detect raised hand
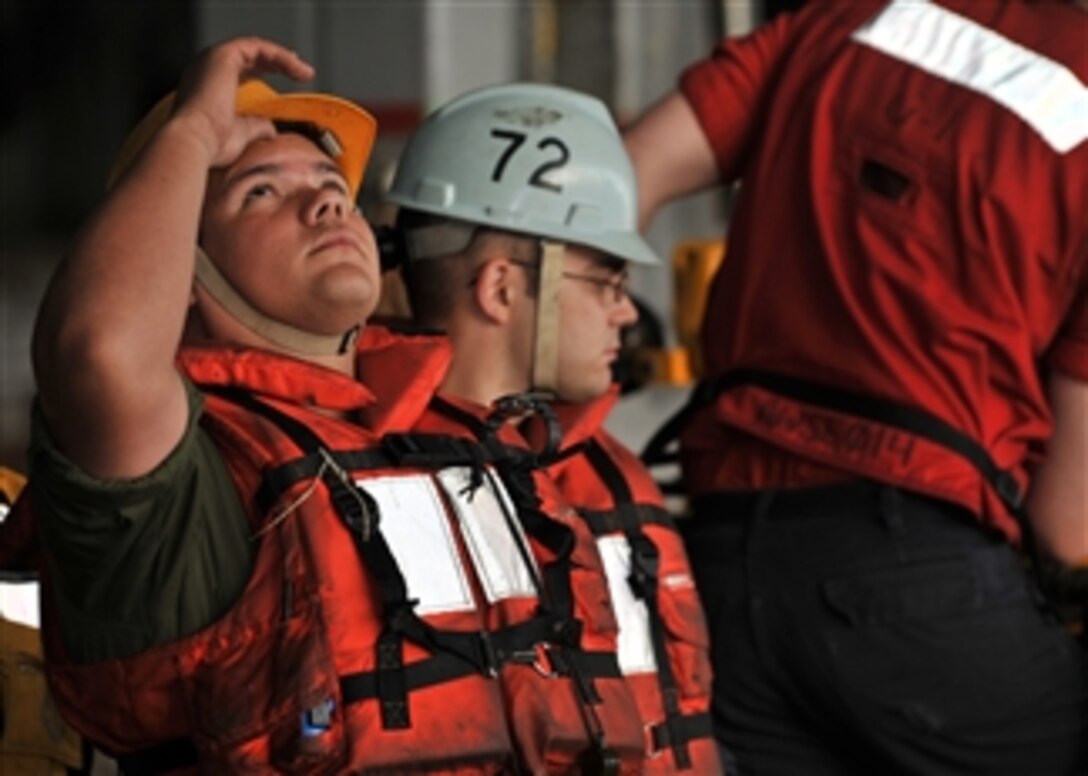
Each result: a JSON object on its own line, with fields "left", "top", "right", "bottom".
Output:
{"left": 172, "top": 37, "right": 316, "bottom": 169}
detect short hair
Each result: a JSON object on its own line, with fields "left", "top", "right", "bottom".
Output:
{"left": 273, "top": 120, "right": 338, "bottom": 161}
{"left": 396, "top": 210, "right": 539, "bottom": 327}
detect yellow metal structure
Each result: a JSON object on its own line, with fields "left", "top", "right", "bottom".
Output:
{"left": 646, "top": 239, "right": 725, "bottom": 386}
{"left": 1, "top": 467, "right": 85, "bottom": 774}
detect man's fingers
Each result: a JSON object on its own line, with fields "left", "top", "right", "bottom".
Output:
{"left": 237, "top": 115, "right": 278, "bottom": 146}
{"left": 178, "top": 37, "right": 314, "bottom": 106}
{"left": 213, "top": 116, "right": 278, "bottom": 168}
{"left": 232, "top": 38, "right": 315, "bottom": 84}
{"left": 169, "top": 37, "right": 314, "bottom": 168}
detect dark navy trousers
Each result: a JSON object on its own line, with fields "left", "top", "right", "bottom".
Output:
{"left": 682, "top": 482, "right": 1087, "bottom": 776}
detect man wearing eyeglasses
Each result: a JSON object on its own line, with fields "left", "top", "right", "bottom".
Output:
{"left": 383, "top": 82, "right": 722, "bottom": 774}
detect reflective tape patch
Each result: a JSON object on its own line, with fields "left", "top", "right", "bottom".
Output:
{"left": 435, "top": 467, "right": 539, "bottom": 604}
{"left": 661, "top": 572, "right": 695, "bottom": 591}
{"left": 0, "top": 580, "right": 40, "bottom": 629}
{"left": 358, "top": 475, "right": 474, "bottom": 615}
{"left": 851, "top": 0, "right": 1088, "bottom": 153}
{"left": 596, "top": 536, "right": 656, "bottom": 675}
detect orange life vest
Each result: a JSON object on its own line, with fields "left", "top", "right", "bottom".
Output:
{"left": 359, "top": 336, "right": 647, "bottom": 774}
{"left": 39, "top": 329, "right": 644, "bottom": 774}
{"left": 538, "top": 390, "right": 720, "bottom": 774}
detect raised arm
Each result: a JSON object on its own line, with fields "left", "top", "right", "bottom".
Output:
{"left": 32, "top": 38, "right": 313, "bottom": 479}
{"left": 1028, "top": 371, "right": 1088, "bottom": 567}
{"left": 622, "top": 92, "right": 720, "bottom": 231}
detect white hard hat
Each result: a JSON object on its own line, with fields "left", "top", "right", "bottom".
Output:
{"left": 387, "top": 82, "right": 659, "bottom": 266}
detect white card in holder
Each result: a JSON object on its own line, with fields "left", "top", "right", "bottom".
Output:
{"left": 356, "top": 475, "right": 474, "bottom": 615}
{"left": 434, "top": 466, "right": 539, "bottom": 604}
{"left": 596, "top": 535, "right": 656, "bottom": 674}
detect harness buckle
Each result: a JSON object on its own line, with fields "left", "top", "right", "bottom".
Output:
{"left": 628, "top": 535, "right": 661, "bottom": 599}
{"left": 509, "top": 642, "right": 560, "bottom": 678}
{"left": 488, "top": 392, "right": 563, "bottom": 460}
{"left": 643, "top": 722, "right": 665, "bottom": 759}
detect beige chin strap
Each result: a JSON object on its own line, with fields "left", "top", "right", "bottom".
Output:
{"left": 530, "top": 240, "right": 564, "bottom": 396}
{"left": 194, "top": 248, "right": 360, "bottom": 357}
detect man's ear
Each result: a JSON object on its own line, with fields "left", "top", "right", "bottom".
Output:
{"left": 473, "top": 257, "right": 519, "bottom": 325}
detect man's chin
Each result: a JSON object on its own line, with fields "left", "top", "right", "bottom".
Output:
{"left": 556, "top": 378, "right": 611, "bottom": 404}
{"left": 312, "top": 276, "right": 380, "bottom": 324}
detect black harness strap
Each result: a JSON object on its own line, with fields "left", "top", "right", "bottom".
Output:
{"left": 641, "top": 378, "right": 723, "bottom": 468}
{"left": 578, "top": 503, "right": 678, "bottom": 537}
{"left": 726, "top": 369, "right": 1025, "bottom": 510}
{"left": 648, "top": 711, "right": 715, "bottom": 756}
{"left": 429, "top": 395, "right": 489, "bottom": 436}
{"left": 544, "top": 440, "right": 590, "bottom": 467}
{"left": 583, "top": 440, "right": 703, "bottom": 769}
{"left": 640, "top": 369, "right": 1057, "bottom": 611}
{"left": 255, "top": 448, "right": 393, "bottom": 514}
{"left": 642, "top": 369, "right": 1025, "bottom": 514}
{"left": 341, "top": 623, "right": 624, "bottom": 702}
{"left": 256, "top": 435, "right": 532, "bottom": 515}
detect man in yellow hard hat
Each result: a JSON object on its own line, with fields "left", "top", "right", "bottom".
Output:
{"left": 24, "top": 36, "right": 642, "bottom": 774}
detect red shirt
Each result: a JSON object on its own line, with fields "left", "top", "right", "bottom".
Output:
{"left": 679, "top": 0, "right": 1088, "bottom": 540}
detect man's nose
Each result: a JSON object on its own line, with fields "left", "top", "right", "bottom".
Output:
{"left": 614, "top": 292, "right": 639, "bottom": 326}
{"left": 306, "top": 188, "right": 348, "bottom": 223}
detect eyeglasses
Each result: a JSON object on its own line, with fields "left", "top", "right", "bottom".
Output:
{"left": 509, "top": 259, "right": 630, "bottom": 305}
{"left": 560, "top": 269, "right": 631, "bottom": 304}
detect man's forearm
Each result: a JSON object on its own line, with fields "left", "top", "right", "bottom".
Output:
{"left": 1028, "top": 371, "right": 1088, "bottom": 566}
{"left": 623, "top": 92, "right": 720, "bottom": 231}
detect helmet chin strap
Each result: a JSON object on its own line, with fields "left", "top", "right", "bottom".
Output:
{"left": 194, "top": 247, "right": 361, "bottom": 357}
{"left": 529, "top": 240, "right": 564, "bottom": 397}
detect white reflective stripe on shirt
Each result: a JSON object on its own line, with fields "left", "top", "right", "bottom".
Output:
{"left": 358, "top": 475, "right": 475, "bottom": 616}
{"left": 0, "top": 580, "right": 40, "bottom": 629}
{"left": 596, "top": 535, "right": 656, "bottom": 675}
{"left": 435, "top": 467, "right": 539, "bottom": 604}
{"left": 851, "top": 0, "right": 1088, "bottom": 153}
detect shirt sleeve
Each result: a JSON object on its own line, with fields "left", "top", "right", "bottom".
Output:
{"left": 678, "top": 11, "right": 797, "bottom": 181}
{"left": 29, "top": 378, "right": 254, "bottom": 663}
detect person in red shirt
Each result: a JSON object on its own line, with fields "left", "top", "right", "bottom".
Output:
{"left": 625, "top": 1, "right": 1088, "bottom": 773}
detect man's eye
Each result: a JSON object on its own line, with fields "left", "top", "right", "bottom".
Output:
{"left": 244, "top": 184, "right": 276, "bottom": 201}
{"left": 323, "top": 179, "right": 349, "bottom": 196}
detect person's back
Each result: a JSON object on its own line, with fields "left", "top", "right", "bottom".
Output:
{"left": 625, "top": 1, "right": 1088, "bottom": 773}
{"left": 674, "top": 0, "right": 1087, "bottom": 539}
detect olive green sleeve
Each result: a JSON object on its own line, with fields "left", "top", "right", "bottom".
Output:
{"left": 29, "top": 379, "right": 255, "bottom": 663}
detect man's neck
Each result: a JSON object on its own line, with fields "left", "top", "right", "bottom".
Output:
{"left": 185, "top": 308, "right": 360, "bottom": 377}
{"left": 439, "top": 361, "right": 528, "bottom": 409}
{"left": 439, "top": 330, "right": 531, "bottom": 407}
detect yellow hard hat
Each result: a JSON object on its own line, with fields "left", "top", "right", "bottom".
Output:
{"left": 108, "top": 79, "right": 377, "bottom": 198}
